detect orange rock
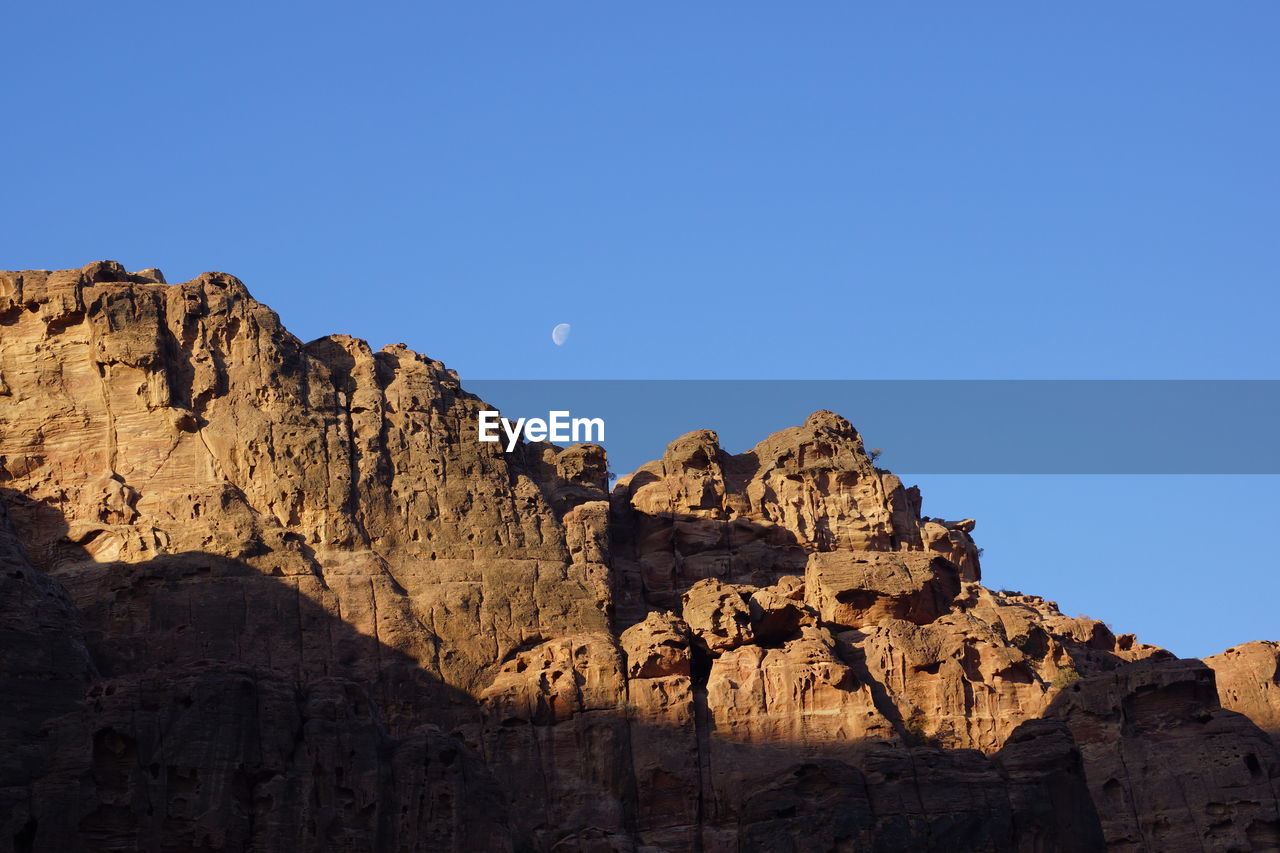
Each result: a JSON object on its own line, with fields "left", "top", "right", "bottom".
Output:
{"left": 2, "top": 262, "right": 1277, "bottom": 852}
{"left": 1206, "top": 640, "right": 1280, "bottom": 738}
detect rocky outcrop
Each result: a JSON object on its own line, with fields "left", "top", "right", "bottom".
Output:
{"left": 0, "top": 262, "right": 1277, "bottom": 852}
{"left": 1047, "top": 658, "right": 1280, "bottom": 852}
{"left": 1207, "top": 641, "right": 1280, "bottom": 738}
{"left": 804, "top": 550, "right": 961, "bottom": 629}
{"left": 608, "top": 416, "right": 981, "bottom": 620}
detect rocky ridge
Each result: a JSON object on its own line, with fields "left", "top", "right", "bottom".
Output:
{"left": 0, "top": 262, "right": 1277, "bottom": 851}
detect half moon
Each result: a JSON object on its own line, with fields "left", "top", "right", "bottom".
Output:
{"left": 552, "top": 323, "right": 571, "bottom": 346}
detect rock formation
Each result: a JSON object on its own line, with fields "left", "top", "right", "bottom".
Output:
{"left": 1208, "top": 642, "right": 1280, "bottom": 739}
{"left": 0, "top": 262, "right": 1276, "bottom": 851}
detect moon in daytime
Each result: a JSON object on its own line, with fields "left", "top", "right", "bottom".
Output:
{"left": 551, "top": 323, "right": 571, "bottom": 346}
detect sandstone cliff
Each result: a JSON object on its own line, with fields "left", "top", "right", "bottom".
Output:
{"left": 0, "top": 262, "right": 1276, "bottom": 852}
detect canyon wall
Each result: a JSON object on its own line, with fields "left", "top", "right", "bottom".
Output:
{"left": 1, "top": 263, "right": 1277, "bottom": 851}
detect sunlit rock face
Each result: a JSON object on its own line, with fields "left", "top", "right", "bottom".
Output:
{"left": 1, "top": 262, "right": 1277, "bottom": 852}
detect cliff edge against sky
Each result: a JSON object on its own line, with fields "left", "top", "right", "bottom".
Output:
{"left": 1, "top": 262, "right": 1278, "bottom": 852}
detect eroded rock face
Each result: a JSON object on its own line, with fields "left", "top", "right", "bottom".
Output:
{"left": 804, "top": 550, "right": 961, "bottom": 629}
{"left": 0, "top": 262, "right": 603, "bottom": 850}
{"left": 1, "top": 262, "right": 1277, "bottom": 852}
{"left": 609, "top": 414, "right": 982, "bottom": 619}
{"left": 680, "top": 578, "right": 757, "bottom": 653}
{"left": 72, "top": 667, "right": 511, "bottom": 853}
{"left": 0, "top": 500, "right": 97, "bottom": 848}
{"left": 1207, "top": 641, "right": 1280, "bottom": 739}
{"left": 1047, "top": 658, "right": 1280, "bottom": 852}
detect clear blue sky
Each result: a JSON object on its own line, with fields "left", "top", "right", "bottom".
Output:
{"left": 3, "top": 3, "right": 1276, "bottom": 656}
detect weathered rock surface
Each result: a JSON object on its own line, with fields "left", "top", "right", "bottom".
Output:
{"left": 1208, "top": 641, "right": 1280, "bottom": 738}
{"left": 1047, "top": 658, "right": 1280, "bottom": 852}
{"left": 804, "top": 550, "right": 961, "bottom": 629}
{"left": 609, "top": 415, "right": 982, "bottom": 620}
{"left": 0, "top": 262, "right": 1277, "bottom": 852}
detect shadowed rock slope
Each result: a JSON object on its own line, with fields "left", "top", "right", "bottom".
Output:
{"left": 0, "top": 262, "right": 1277, "bottom": 852}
